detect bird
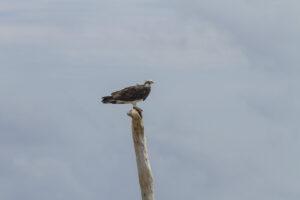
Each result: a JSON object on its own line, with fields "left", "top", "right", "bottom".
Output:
{"left": 101, "top": 80, "right": 154, "bottom": 108}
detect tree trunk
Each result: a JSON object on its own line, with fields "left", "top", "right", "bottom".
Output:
{"left": 127, "top": 108, "right": 154, "bottom": 200}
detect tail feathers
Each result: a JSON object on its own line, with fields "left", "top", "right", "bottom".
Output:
{"left": 102, "top": 96, "right": 128, "bottom": 104}
{"left": 102, "top": 96, "right": 116, "bottom": 104}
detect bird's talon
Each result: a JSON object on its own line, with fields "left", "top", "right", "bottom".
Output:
{"left": 133, "top": 106, "right": 143, "bottom": 111}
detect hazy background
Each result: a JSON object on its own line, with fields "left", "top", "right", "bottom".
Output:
{"left": 0, "top": 0, "right": 299, "bottom": 199}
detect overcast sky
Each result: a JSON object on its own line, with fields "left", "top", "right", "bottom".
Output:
{"left": 0, "top": 0, "right": 299, "bottom": 199}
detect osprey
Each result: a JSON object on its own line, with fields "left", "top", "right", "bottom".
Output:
{"left": 102, "top": 80, "right": 154, "bottom": 107}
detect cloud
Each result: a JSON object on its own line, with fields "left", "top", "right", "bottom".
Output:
{"left": 0, "top": 0, "right": 299, "bottom": 200}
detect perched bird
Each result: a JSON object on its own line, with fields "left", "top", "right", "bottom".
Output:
{"left": 102, "top": 80, "right": 154, "bottom": 107}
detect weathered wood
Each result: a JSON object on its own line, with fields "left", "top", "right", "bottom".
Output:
{"left": 127, "top": 108, "right": 154, "bottom": 200}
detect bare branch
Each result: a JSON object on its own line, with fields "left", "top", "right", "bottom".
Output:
{"left": 128, "top": 108, "right": 154, "bottom": 200}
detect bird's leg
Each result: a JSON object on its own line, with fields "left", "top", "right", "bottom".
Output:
{"left": 133, "top": 106, "right": 143, "bottom": 118}
{"left": 133, "top": 105, "right": 143, "bottom": 111}
{"left": 132, "top": 103, "right": 143, "bottom": 117}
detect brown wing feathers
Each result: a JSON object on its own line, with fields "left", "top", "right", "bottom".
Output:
{"left": 102, "top": 84, "right": 151, "bottom": 104}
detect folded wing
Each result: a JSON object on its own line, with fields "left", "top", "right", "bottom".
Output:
{"left": 111, "top": 85, "right": 150, "bottom": 101}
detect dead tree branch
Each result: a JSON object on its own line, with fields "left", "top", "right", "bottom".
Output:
{"left": 127, "top": 108, "right": 154, "bottom": 200}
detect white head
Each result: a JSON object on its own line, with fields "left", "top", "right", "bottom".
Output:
{"left": 144, "top": 80, "right": 154, "bottom": 87}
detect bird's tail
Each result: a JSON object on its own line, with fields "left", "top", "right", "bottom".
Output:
{"left": 101, "top": 96, "right": 117, "bottom": 104}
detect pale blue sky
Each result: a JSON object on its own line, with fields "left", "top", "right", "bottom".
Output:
{"left": 0, "top": 0, "right": 299, "bottom": 199}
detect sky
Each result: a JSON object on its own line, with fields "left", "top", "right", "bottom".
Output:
{"left": 0, "top": 0, "right": 299, "bottom": 199}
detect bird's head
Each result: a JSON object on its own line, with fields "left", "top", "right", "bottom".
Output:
{"left": 144, "top": 80, "right": 154, "bottom": 87}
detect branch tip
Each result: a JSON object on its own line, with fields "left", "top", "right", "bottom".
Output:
{"left": 127, "top": 107, "right": 143, "bottom": 119}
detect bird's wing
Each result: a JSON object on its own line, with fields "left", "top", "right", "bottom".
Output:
{"left": 111, "top": 85, "right": 149, "bottom": 101}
